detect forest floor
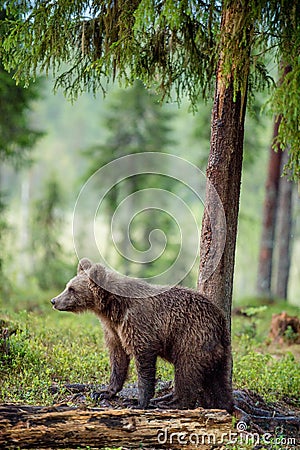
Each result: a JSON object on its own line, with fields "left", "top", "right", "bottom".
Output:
{"left": 0, "top": 288, "right": 299, "bottom": 449}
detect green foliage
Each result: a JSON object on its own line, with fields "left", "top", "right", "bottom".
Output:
{"left": 0, "top": 8, "right": 43, "bottom": 297}
{"left": 284, "top": 325, "right": 299, "bottom": 343}
{"left": 1, "top": 292, "right": 299, "bottom": 408}
{"left": 82, "top": 81, "right": 181, "bottom": 278}
{"left": 232, "top": 297, "right": 300, "bottom": 342}
{"left": 30, "top": 176, "right": 75, "bottom": 290}
{"left": 1, "top": 1, "right": 299, "bottom": 177}
{"left": 2, "top": 1, "right": 286, "bottom": 102}
{"left": 83, "top": 80, "right": 173, "bottom": 178}
{"left": 270, "top": 64, "right": 300, "bottom": 179}
{"left": 0, "top": 63, "right": 43, "bottom": 166}
{"left": 233, "top": 351, "right": 300, "bottom": 405}
{"left": 0, "top": 194, "right": 11, "bottom": 301}
{"left": 0, "top": 305, "right": 110, "bottom": 404}
{"left": 0, "top": 7, "right": 43, "bottom": 165}
{"left": 241, "top": 305, "right": 267, "bottom": 317}
{"left": 231, "top": 299, "right": 300, "bottom": 407}
{"left": 232, "top": 307, "right": 267, "bottom": 341}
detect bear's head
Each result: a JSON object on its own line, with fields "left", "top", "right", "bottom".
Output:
{"left": 51, "top": 258, "right": 156, "bottom": 314}
{"left": 51, "top": 258, "right": 106, "bottom": 313}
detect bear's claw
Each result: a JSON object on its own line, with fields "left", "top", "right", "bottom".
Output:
{"left": 91, "top": 390, "right": 115, "bottom": 402}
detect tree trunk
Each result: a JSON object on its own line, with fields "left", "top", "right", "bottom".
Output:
{"left": 256, "top": 117, "right": 282, "bottom": 298}
{"left": 275, "top": 150, "right": 294, "bottom": 299}
{"left": 198, "top": 3, "right": 251, "bottom": 330}
{"left": 17, "top": 170, "right": 32, "bottom": 286}
{"left": 256, "top": 64, "right": 292, "bottom": 298}
{"left": 0, "top": 404, "right": 232, "bottom": 449}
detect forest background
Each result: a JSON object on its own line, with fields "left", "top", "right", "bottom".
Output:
{"left": 1, "top": 76, "right": 299, "bottom": 305}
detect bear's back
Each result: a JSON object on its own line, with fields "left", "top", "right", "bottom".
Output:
{"left": 124, "top": 285, "right": 227, "bottom": 337}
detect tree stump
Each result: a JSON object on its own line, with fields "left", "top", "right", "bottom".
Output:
{"left": 269, "top": 312, "right": 300, "bottom": 345}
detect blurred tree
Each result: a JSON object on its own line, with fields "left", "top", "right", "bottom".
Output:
{"left": 83, "top": 81, "right": 178, "bottom": 277}
{"left": 83, "top": 81, "right": 173, "bottom": 187}
{"left": 0, "top": 193, "right": 10, "bottom": 299}
{"left": 0, "top": 9, "right": 42, "bottom": 166}
{"left": 2, "top": 1, "right": 299, "bottom": 328}
{"left": 0, "top": 64, "right": 41, "bottom": 166}
{"left": 30, "top": 176, "right": 75, "bottom": 290}
{"left": 275, "top": 150, "right": 294, "bottom": 300}
{"left": 256, "top": 116, "right": 283, "bottom": 298}
{"left": 0, "top": 9, "right": 42, "bottom": 299}
{"left": 257, "top": 65, "right": 292, "bottom": 299}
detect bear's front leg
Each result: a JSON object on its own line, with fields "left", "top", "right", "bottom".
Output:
{"left": 93, "top": 329, "right": 130, "bottom": 402}
{"left": 135, "top": 351, "right": 157, "bottom": 409}
{"left": 107, "top": 344, "right": 130, "bottom": 396}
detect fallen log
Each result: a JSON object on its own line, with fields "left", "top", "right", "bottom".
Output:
{"left": 0, "top": 404, "right": 232, "bottom": 449}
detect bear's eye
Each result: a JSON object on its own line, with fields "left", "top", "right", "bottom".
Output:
{"left": 68, "top": 287, "right": 75, "bottom": 294}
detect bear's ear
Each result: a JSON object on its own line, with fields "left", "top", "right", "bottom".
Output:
{"left": 88, "top": 263, "right": 106, "bottom": 288}
{"left": 77, "top": 258, "right": 93, "bottom": 275}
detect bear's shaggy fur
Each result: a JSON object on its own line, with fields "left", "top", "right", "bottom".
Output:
{"left": 51, "top": 258, "right": 234, "bottom": 412}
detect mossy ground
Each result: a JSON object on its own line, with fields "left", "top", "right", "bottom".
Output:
{"left": 1, "top": 289, "right": 299, "bottom": 449}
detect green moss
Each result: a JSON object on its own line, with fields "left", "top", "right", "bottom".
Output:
{"left": 1, "top": 291, "right": 299, "bottom": 406}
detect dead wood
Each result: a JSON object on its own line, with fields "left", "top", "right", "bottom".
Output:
{"left": 1, "top": 386, "right": 299, "bottom": 449}
{"left": 60, "top": 384, "right": 300, "bottom": 439}
{"left": 0, "top": 404, "right": 232, "bottom": 449}
{"left": 233, "top": 389, "right": 300, "bottom": 440}
{"left": 269, "top": 312, "right": 300, "bottom": 344}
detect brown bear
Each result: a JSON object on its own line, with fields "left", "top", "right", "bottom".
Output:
{"left": 51, "top": 258, "right": 234, "bottom": 413}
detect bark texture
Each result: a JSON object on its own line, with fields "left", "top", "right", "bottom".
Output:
{"left": 198, "top": 3, "right": 251, "bottom": 329}
{"left": 0, "top": 404, "right": 232, "bottom": 449}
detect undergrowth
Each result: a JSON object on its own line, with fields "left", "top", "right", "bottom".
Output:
{"left": 0, "top": 290, "right": 299, "bottom": 407}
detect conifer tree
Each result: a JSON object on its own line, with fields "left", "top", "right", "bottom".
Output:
{"left": 0, "top": 8, "right": 42, "bottom": 297}
{"left": 83, "top": 81, "right": 178, "bottom": 277}
{"left": 30, "top": 176, "right": 74, "bottom": 290}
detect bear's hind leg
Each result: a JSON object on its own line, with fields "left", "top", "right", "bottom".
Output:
{"left": 203, "top": 369, "right": 234, "bottom": 413}
{"left": 201, "top": 351, "right": 234, "bottom": 413}
{"left": 135, "top": 351, "right": 157, "bottom": 409}
{"left": 160, "top": 364, "right": 204, "bottom": 409}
